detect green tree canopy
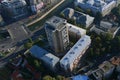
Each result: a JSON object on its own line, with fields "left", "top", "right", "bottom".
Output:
{"left": 43, "top": 75, "right": 53, "bottom": 80}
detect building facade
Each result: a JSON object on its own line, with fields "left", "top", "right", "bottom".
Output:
{"left": 61, "top": 8, "right": 94, "bottom": 28}
{"left": 90, "top": 21, "right": 120, "bottom": 38}
{"left": 30, "top": 45, "right": 60, "bottom": 71}
{"left": 60, "top": 35, "right": 91, "bottom": 71}
{"left": 67, "top": 23, "right": 86, "bottom": 39}
{"left": 25, "top": 0, "right": 44, "bottom": 13}
{"left": 1, "top": 0, "right": 28, "bottom": 20}
{"left": 74, "top": 0, "right": 117, "bottom": 16}
{"left": 45, "top": 16, "right": 69, "bottom": 53}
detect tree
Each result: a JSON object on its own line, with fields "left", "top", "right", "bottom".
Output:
{"left": 24, "top": 38, "right": 34, "bottom": 49}
{"left": 28, "top": 38, "right": 33, "bottom": 44}
{"left": 104, "top": 33, "right": 113, "bottom": 41}
{"left": 60, "top": 12, "right": 65, "bottom": 18}
{"left": 43, "top": 75, "right": 53, "bottom": 80}
{"left": 56, "top": 75, "right": 65, "bottom": 80}
{"left": 94, "top": 12, "right": 102, "bottom": 24}
{"left": 75, "top": 7, "right": 83, "bottom": 12}
{"left": 112, "top": 36, "right": 120, "bottom": 51}
{"left": 24, "top": 42, "right": 33, "bottom": 49}
{"left": 89, "top": 48, "right": 94, "bottom": 57}
{"left": 86, "top": 9, "right": 93, "bottom": 16}
{"left": 96, "top": 48, "right": 101, "bottom": 55}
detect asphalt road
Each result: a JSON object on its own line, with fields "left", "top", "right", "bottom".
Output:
{"left": 0, "top": 0, "right": 74, "bottom": 63}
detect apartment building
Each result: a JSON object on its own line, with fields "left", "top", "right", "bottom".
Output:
{"left": 60, "top": 35, "right": 91, "bottom": 71}
{"left": 1, "top": 0, "right": 28, "bottom": 19}
{"left": 90, "top": 21, "right": 120, "bottom": 38}
{"left": 74, "top": 0, "right": 117, "bottom": 16}
{"left": 45, "top": 16, "right": 69, "bottom": 53}
{"left": 30, "top": 45, "right": 60, "bottom": 71}
{"left": 61, "top": 8, "right": 94, "bottom": 28}
{"left": 67, "top": 23, "right": 86, "bottom": 39}
{"left": 25, "top": 0, "right": 44, "bottom": 13}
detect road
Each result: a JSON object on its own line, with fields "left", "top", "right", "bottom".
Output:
{"left": 26, "top": 0, "right": 65, "bottom": 26}
{"left": 0, "top": 0, "right": 74, "bottom": 65}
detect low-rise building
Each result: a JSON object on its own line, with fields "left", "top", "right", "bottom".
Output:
{"left": 71, "top": 75, "right": 89, "bottom": 80}
{"left": 87, "top": 69, "right": 103, "bottom": 80}
{"left": 74, "top": 0, "right": 117, "bottom": 16}
{"left": 41, "top": 53, "right": 60, "bottom": 71}
{"left": 110, "top": 56, "right": 120, "bottom": 73}
{"left": 60, "top": 35, "right": 91, "bottom": 72}
{"left": 25, "top": 0, "right": 44, "bottom": 13}
{"left": 61, "top": 8, "right": 94, "bottom": 28}
{"left": 1, "top": 0, "right": 28, "bottom": 20}
{"left": 90, "top": 21, "right": 120, "bottom": 38}
{"left": 98, "top": 61, "right": 115, "bottom": 79}
{"left": 30, "top": 45, "right": 48, "bottom": 59}
{"left": 67, "top": 23, "right": 86, "bottom": 39}
{"left": 30, "top": 45, "right": 60, "bottom": 71}
{"left": 86, "top": 61, "right": 115, "bottom": 80}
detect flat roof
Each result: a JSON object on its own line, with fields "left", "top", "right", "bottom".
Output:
{"left": 41, "top": 53, "right": 60, "bottom": 67}
{"left": 60, "top": 35, "right": 91, "bottom": 67}
{"left": 72, "top": 75, "right": 89, "bottom": 80}
{"left": 45, "top": 16, "right": 66, "bottom": 30}
{"left": 67, "top": 23, "right": 86, "bottom": 37}
{"left": 62, "top": 8, "right": 94, "bottom": 26}
{"left": 30, "top": 45, "right": 48, "bottom": 59}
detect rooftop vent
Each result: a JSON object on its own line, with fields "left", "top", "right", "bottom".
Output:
{"left": 70, "top": 52, "right": 75, "bottom": 54}
{"left": 74, "top": 46, "right": 78, "bottom": 50}
{"left": 53, "top": 19, "right": 60, "bottom": 23}
{"left": 81, "top": 39, "right": 84, "bottom": 42}
{"left": 78, "top": 44, "right": 82, "bottom": 46}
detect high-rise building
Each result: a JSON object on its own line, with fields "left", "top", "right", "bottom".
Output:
{"left": 45, "top": 16, "right": 69, "bottom": 53}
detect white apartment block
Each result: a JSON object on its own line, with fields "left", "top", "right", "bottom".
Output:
{"left": 67, "top": 23, "right": 86, "bottom": 39}
{"left": 74, "top": 0, "right": 118, "bottom": 16}
{"left": 60, "top": 35, "right": 91, "bottom": 71}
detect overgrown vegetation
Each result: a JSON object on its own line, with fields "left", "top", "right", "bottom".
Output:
{"left": 87, "top": 31, "right": 120, "bottom": 59}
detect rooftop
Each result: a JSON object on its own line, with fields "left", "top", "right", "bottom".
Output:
{"left": 67, "top": 23, "right": 86, "bottom": 37}
{"left": 61, "top": 8, "right": 94, "bottom": 26}
{"left": 45, "top": 16, "right": 67, "bottom": 30}
{"left": 41, "top": 53, "right": 60, "bottom": 68}
{"left": 60, "top": 35, "right": 91, "bottom": 67}
{"left": 98, "top": 61, "right": 115, "bottom": 73}
{"left": 1, "top": 0, "right": 26, "bottom": 8}
{"left": 75, "top": 0, "right": 114, "bottom": 8}
{"left": 30, "top": 45, "right": 49, "bottom": 59}
{"left": 89, "top": 69, "right": 103, "bottom": 80}
{"left": 71, "top": 75, "right": 89, "bottom": 80}
{"left": 110, "top": 56, "right": 120, "bottom": 66}
{"left": 95, "top": 21, "right": 120, "bottom": 33}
